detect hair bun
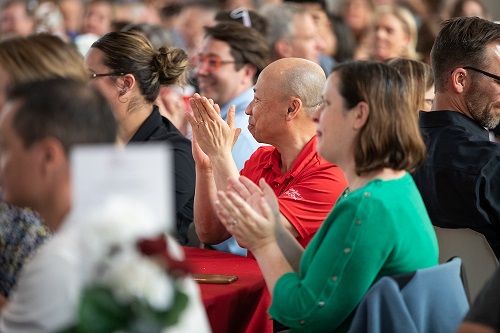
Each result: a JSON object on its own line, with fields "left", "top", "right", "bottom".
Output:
{"left": 152, "top": 47, "right": 188, "bottom": 86}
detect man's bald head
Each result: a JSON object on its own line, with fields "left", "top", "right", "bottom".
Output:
{"left": 262, "top": 58, "right": 326, "bottom": 116}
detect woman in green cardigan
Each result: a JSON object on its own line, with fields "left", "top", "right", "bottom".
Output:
{"left": 214, "top": 61, "right": 439, "bottom": 333}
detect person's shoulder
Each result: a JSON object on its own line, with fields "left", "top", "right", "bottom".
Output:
{"left": 345, "top": 175, "right": 416, "bottom": 207}
{"left": 339, "top": 177, "right": 427, "bottom": 231}
{"left": 2, "top": 227, "right": 82, "bottom": 333}
{"left": 11, "top": 225, "right": 81, "bottom": 300}
{"left": 160, "top": 117, "right": 190, "bottom": 140}
{"left": 0, "top": 203, "right": 50, "bottom": 250}
{"left": 146, "top": 116, "right": 193, "bottom": 151}
{"left": 31, "top": 226, "right": 78, "bottom": 262}
{"left": 421, "top": 110, "right": 475, "bottom": 128}
{"left": 241, "top": 145, "right": 275, "bottom": 174}
{"left": 424, "top": 111, "right": 493, "bottom": 139}
{"left": 424, "top": 111, "right": 500, "bottom": 153}
{"left": 249, "top": 145, "right": 275, "bottom": 158}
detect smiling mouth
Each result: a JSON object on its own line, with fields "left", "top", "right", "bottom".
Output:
{"left": 197, "top": 78, "right": 215, "bottom": 86}
{"left": 197, "top": 81, "right": 211, "bottom": 87}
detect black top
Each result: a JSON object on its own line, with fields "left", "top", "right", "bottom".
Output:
{"left": 413, "top": 110, "right": 500, "bottom": 257}
{"left": 129, "top": 106, "right": 195, "bottom": 245}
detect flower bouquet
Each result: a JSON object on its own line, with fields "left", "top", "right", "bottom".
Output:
{"left": 60, "top": 198, "right": 191, "bottom": 333}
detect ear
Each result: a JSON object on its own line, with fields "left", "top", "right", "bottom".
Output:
{"left": 157, "top": 86, "right": 169, "bottom": 101}
{"left": 450, "top": 68, "right": 467, "bottom": 94}
{"left": 275, "top": 39, "right": 293, "bottom": 58}
{"left": 37, "top": 137, "right": 68, "bottom": 179}
{"left": 241, "top": 64, "right": 257, "bottom": 84}
{"left": 403, "top": 33, "right": 411, "bottom": 49}
{"left": 117, "top": 73, "right": 136, "bottom": 95}
{"left": 285, "top": 97, "right": 302, "bottom": 120}
{"left": 352, "top": 101, "right": 370, "bottom": 130}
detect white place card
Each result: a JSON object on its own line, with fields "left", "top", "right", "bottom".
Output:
{"left": 70, "top": 143, "right": 174, "bottom": 232}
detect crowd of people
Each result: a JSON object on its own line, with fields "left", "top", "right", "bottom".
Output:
{"left": 0, "top": 0, "right": 499, "bottom": 332}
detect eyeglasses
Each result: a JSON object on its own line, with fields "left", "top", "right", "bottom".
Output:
{"left": 196, "top": 56, "right": 237, "bottom": 71}
{"left": 89, "top": 72, "right": 125, "bottom": 79}
{"left": 463, "top": 66, "right": 500, "bottom": 82}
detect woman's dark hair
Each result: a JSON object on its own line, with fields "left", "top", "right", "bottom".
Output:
{"left": 91, "top": 31, "right": 188, "bottom": 103}
{"left": 332, "top": 61, "right": 426, "bottom": 174}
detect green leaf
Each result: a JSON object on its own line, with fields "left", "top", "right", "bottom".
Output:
{"left": 77, "top": 286, "right": 132, "bottom": 333}
{"left": 68, "top": 284, "right": 190, "bottom": 333}
{"left": 157, "top": 290, "right": 189, "bottom": 327}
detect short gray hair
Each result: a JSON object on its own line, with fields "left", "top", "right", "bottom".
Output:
{"left": 259, "top": 3, "right": 304, "bottom": 55}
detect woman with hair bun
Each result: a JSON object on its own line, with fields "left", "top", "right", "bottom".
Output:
{"left": 84, "top": 31, "right": 195, "bottom": 245}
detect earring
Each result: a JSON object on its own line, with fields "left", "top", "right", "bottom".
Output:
{"left": 121, "top": 88, "right": 126, "bottom": 95}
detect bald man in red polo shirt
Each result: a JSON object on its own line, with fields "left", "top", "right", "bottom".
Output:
{"left": 188, "top": 58, "right": 347, "bottom": 255}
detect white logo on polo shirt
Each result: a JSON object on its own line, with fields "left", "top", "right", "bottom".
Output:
{"left": 284, "top": 188, "right": 303, "bottom": 200}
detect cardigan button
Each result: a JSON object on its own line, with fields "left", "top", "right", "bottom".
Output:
{"left": 344, "top": 248, "right": 351, "bottom": 254}
{"left": 318, "top": 301, "right": 325, "bottom": 307}
{"left": 364, "top": 192, "right": 370, "bottom": 198}
{"left": 299, "top": 320, "right": 305, "bottom": 325}
{"left": 331, "top": 276, "right": 338, "bottom": 282}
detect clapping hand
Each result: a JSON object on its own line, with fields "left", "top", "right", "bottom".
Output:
{"left": 215, "top": 176, "right": 280, "bottom": 252}
{"left": 186, "top": 94, "right": 241, "bottom": 161}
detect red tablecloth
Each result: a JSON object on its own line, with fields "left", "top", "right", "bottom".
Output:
{"left": 183, "top": 246, "right": 273, "bottom": 333}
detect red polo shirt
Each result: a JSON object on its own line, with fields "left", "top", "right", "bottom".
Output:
{"left": 241, "top": 136, "right": 347, "bottom": 249}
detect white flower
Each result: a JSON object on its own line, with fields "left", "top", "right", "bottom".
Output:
{"left": 98, "top": 248, "right": 175, "bottom": 311}
{"left": 79, "top": 196, "right": 166, "bottom": 260}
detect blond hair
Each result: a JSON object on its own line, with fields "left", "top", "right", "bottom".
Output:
{"left": 0, "top": 34, "right": 87, "bottom": 85}
{"left": 373, "top": 5, "right": 419, "bottom": 60}
{"left": 386, "top": 58, "right": 433, "bottom": 112}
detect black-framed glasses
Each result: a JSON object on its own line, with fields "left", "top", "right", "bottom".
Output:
{"left": 89, "top": 72, "right": 125, "bottom": 79}
{"left": 463, "top": 66, "right": 500, "bottom": 82}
